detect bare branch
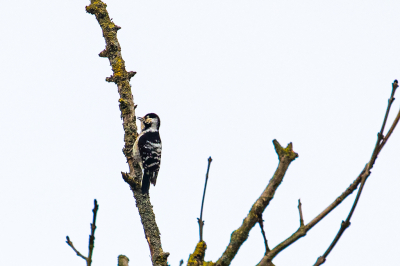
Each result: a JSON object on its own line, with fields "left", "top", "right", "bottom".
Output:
{"left": 198, "top": 157, "right": 213, "bottom": 242}
{"left": 377, "top": 108, "right": 400, "bottom": 155}
{"left": 258, "top": 80, "right": 400, "bottom": 266}
{"left": 378, "top": 80, "right": 398, "bottom": 139}
{"left": 313, "top": 79, "right": 400, "bottom": 266}
{"left": 258, "top": 214, "right": 270, "bottom": 254}
{"left": 215, "top": 140, "right": 298, "bottom": 266}
{"left": 66, "top": 236, "right": 88, "bottom": 262}
{"left": 66, "top": 199, "right": 99, "bottom": 266}
{"left": 297, "top": 199, "right": 304, "bottom": 227}
{"left": 85, "top": 1, "right": 169, "bottom": 265}
{"left": 256, "top": 169, "right": 364, "bottom": 266}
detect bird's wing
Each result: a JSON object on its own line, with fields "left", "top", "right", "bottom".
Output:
{"left": 138, "top": 132, "right": 162, "bottom": 171}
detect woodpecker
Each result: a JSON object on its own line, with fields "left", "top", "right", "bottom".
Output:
{"left": 133, "top": 113, "right": 162, "bottom": 194}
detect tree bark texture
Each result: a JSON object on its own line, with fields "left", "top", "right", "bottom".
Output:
{"left": 85, "top": 1, "right": 169, "bottom": 265}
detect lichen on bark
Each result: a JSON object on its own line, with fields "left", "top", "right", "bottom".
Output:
{"left": 187, "top": 241, "right": 215, "bottom": 266}
{"left": 85, "top": 1, "right": 168, "bottom": 265}
{"left": 215, "top": 140, "right": 298, "bottom": 266}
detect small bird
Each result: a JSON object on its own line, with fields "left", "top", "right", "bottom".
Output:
{"left": 133, "top": 113, "right": 162, "bottom": 194}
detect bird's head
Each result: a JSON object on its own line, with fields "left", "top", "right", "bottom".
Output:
{"left": 138, "top": 113, "right": 161, "bottom": 131}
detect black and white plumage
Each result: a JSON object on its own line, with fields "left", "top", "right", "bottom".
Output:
{"left": 133, "top": 113, "right": 162, "bottom": 194}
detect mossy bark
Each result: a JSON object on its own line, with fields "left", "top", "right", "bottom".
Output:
{"left": 212, "top": 140, "right": 297, "bottom": 266}
{"left": 85, "top": 1, "right": 168, "bottom": 265}
{"left": 118, "top": 255, "right": 129, "bottom": 266}
{"left": 187, "top": 242, "right": 215, "bottom": 266}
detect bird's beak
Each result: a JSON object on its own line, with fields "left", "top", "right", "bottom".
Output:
{"left": 137, "top": 117, "right": 144, "bottom": 122}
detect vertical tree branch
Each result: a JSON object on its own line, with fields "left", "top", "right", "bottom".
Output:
{"left": 297, "top": 199, "right": 304, "bottom": 227}
{"left": 88, "top": 199, "right": 99, "bottom": 265}
{"left": 85, "top": 1, "right": 168, "bottom": 265}
{"left": 66, "top": 199, "right": 99, "bottom": 266}
{"left": 198, "top": 157, "right": 213, "bottom": 242}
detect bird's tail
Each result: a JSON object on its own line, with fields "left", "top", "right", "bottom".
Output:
{"left": 142, "top": 170, "right": 151, "bottom": 194}
{"left": 150, "top": 170, "right": 159, "bottom": 186}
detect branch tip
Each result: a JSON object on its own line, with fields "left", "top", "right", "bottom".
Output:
{"left": 298, "top": 199, "right": 304, "bottom": 227}
{"left": 273, "top": 139, "right": 298, "bottom": 161}
{"left": 198, "top": 157, "right": 213, "bottom": 242}
{"left": 393, "top": 79, "right": 398, "bottom": 89}
{"left": 118, "top": 255, "right": 130, "bottom": 266}
{"left": 311, "top": 79, "right": 400, "bottom": 266}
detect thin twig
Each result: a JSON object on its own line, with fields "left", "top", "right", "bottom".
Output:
{"left": 257, "top": 166, "right": 366, "bottom": 266}
{"left": 377, "top": 109, "right": 400, "bottom": 155}
{"left": 258, "top": 214, "right": 270, "bottom": 254}
{"left": 313, "top": 80, "right": 399, "bottom": 266}
{"left": 179, "top": 259, "right": 184, "bottom": 266}
{"left": 379, "top": 80, "right": 398, "bottom": 138}
{"left": 259, "top": 80, "right": 400, "bottom": 265}
{"left": 66, "top": 236, "right": 88, "bottom": 261}
{"left": 88, "top": 199, "right": 99, "bottom": 265}
{"left": 66, "top": 199, "right": 99, "bottom": 266}
{"left": 298, "top": 199, "right": 304, "bottom": 227}
{"left": 198, "top": 157, "right": 212, "bottom": 242}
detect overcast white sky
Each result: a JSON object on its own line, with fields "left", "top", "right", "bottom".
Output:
{"left": 1, "top": 1, "right": 400, "bottom": 265}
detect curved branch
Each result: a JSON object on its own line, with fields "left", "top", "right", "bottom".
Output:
{"left": 85, "top": 1, "right": 168, "bottom": 265}
{"left": 257, "top": 168, "right": 366, "bottom": 265}
{"left": 215, "top": 140, "right": 298, "bottom": 266}
{"left": 258, "top": 80, "right": 400, "bottom": 266}
{"left": 313, "top": 80, "right": 400, "bottom": 265}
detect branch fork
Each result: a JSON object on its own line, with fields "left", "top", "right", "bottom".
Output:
{"left": 66, "top": 199, "right": 99, "bottom": 266}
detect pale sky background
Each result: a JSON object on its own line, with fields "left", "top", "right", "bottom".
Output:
{"left": 1, "top": 1, "right": 400, "bottom": 265}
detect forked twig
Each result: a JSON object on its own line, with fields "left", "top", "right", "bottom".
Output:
{"left": 313, "top": 80, "right": 399, "bottom": 266}
{"left": 198, "top": 156, "right": 213, "bottom": 242}
{"left": 257, "top": 80, "right": 399, "bottom": 266}
{"left": 66, "top": 199, "right": 99, "bottom": 266}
